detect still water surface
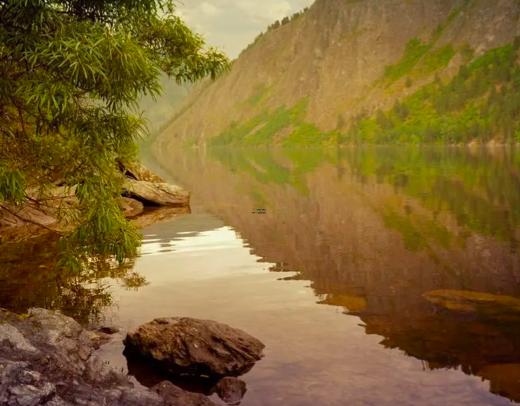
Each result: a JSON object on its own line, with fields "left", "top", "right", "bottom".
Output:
{"left": 3, "top": 146, "right": 520, "bottom": 405}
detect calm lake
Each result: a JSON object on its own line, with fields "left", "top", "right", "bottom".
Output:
{"left": 2, "top": 146, "right": 520, "bottom": 405}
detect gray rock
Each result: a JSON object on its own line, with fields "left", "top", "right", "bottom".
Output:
{"left": 152, "top": 381, "right": 217, "bottom": 406}
{"left": 8, "top": 381, "right": 56, "bottom": 406}
{"left": 0, "top": 360, "right": 56, "bottom": 406}
{"left": 0, "top": 309, "right": 217, "bottom": 406}
{"left": 214, "top": 377, "right": 247, "bottom": 405}
{"left": 0, "top": 324, "right": 39, "bottom": 354}
{"left": 44, "top": 397, "right": 71, "bottom": 406}
{"left": 124, "top": 317, "right": 265, "bottom": 377}
{"left": 116, "top": 386, "right": 165, "bottom": 406}
{"left": 124, "top": 180, "right": 190, "bottom": 207}
{"left": 24, "top": 308, "right": 100, "bottom": 376}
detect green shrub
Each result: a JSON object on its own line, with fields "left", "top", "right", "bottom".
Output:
{"left": 384, "top": 38, "right": 430, "bottom": 82}
{"left": 348, "top": 42, "right": 520, "bottom": 144}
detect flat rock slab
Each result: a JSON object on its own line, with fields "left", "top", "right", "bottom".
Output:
{"left": 124, "top": 318, "right": 265, "bottom": 377}
{"left": 124, "top": 180, "right": 190, "bottom": 207}
{"left": 122, "top": 161, "right": 165, "bottom": 183}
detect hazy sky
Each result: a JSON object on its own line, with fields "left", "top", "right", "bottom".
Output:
{"left": 176, "top": 0, "right": 315, "bottom": 58}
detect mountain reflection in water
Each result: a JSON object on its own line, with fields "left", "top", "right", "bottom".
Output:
{"left": 2, "top": 145, "right": 520, "bottom": 405}
{"left": 150, "top": 145, "right": 520, "bottom": 404}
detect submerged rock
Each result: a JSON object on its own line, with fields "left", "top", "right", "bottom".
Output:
{"left": 0, "top": 309, "right": 216, "bottom": 405}
{"left": 423, "top": 290, "right": 520, "bottom": 321}
{"left": 124, "top": 180, "right": 190, "bottom": 207}
{"left": 318, "top": 293, "right": 368, "bottom": 314}
{"left": 152, "top": 381, "right": 217, "bottom": 406}
{"left": 214, "top": 377, "right": 247, "bottom": 405}
{"left": 124, "top": 317, "right": 265, "bottom": 377}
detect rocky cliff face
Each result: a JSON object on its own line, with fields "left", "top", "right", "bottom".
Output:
{"left": 155, "top": 0, "right": 520, "bottom": 147}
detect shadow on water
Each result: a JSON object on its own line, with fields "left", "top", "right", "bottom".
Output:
{"left": 0, "top": 205, "right": 191, "bottom": 324}
{"left": 0, "top": 234, "right": 147, "bottom": 325}
{"left": 125, "top": 353, "right": 221, "bottom": 395}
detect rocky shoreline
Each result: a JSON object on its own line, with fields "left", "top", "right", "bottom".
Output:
{"left": 0, "top": 162, "right": 189, "bottom": 244}
{"left": 0, "top": 308, "right": 264, "bottom": 405}
{"left": 0, "top": 163, "right": 266, "bottom": 405}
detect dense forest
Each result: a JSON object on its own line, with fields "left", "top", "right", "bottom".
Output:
{"left": 348, "top": 41, "right": 520, "bottom": 143}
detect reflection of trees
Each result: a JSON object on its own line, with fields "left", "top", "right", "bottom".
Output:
{"left": 211, "top": 146, "right": 520, "bottom": 243}
{"left": 159, "top": 146, "right": 520, "bottom": 403}
{"left": 275, "top": 267, "right": 520, "bottom": 402}
{"left": 343, "top": 147, "right": 520, "bottom": 242}
{"left": 362, "top": 313, "right": 520, "bottom": 402}
{"left": 0, "top": 234, "right": 147, "bottom": 325}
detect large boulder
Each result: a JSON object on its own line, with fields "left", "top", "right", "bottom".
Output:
{"left": 124, "top": 180, "right": 190, "bottom": 207}
{"left": 124, "top": 318, "right": 265, "bottom": 377}
{"left": 0, "top": 162, "right": 188, "bottom": 239}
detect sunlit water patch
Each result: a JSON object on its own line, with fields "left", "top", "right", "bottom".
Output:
{"left": 140, "top": 226, "right": 245, "bottom": 257}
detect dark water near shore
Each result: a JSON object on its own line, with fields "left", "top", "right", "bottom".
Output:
{"left": 3, "top": 146, "right": 520, "bottom": 405}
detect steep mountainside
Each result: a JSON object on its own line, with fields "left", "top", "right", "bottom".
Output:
{"left": 139, "top": 75, "right": 190, "bottom": 134}
{"left": 155, "top": 0, "right": 520, "bottom": 147}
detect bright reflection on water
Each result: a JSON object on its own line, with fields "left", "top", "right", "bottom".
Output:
{"left": 141, "top": 227, "right": 242, "bottom": 257}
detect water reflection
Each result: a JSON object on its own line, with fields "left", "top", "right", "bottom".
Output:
{"left": 0, "top": 204, "right": 195, "bottom": 324}
{"left": 0, "top": 234, "right": 146, "bottom": 324}
{"left": 142, "top": 227, "right": 242, "bottom": 257}
{"left": 3, "top": 145, "right": 520, "bottom": 404}
{"left": 151, "top": 145, "right": 520, "bottom": 403}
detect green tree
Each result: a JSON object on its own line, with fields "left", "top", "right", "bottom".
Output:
{"left": 0, "top": 0, "right": 228, "bottom": 270}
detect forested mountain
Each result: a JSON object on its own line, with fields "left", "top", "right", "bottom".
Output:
{"left": 156, "top": 0, "right": 520, "bottom": 147}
